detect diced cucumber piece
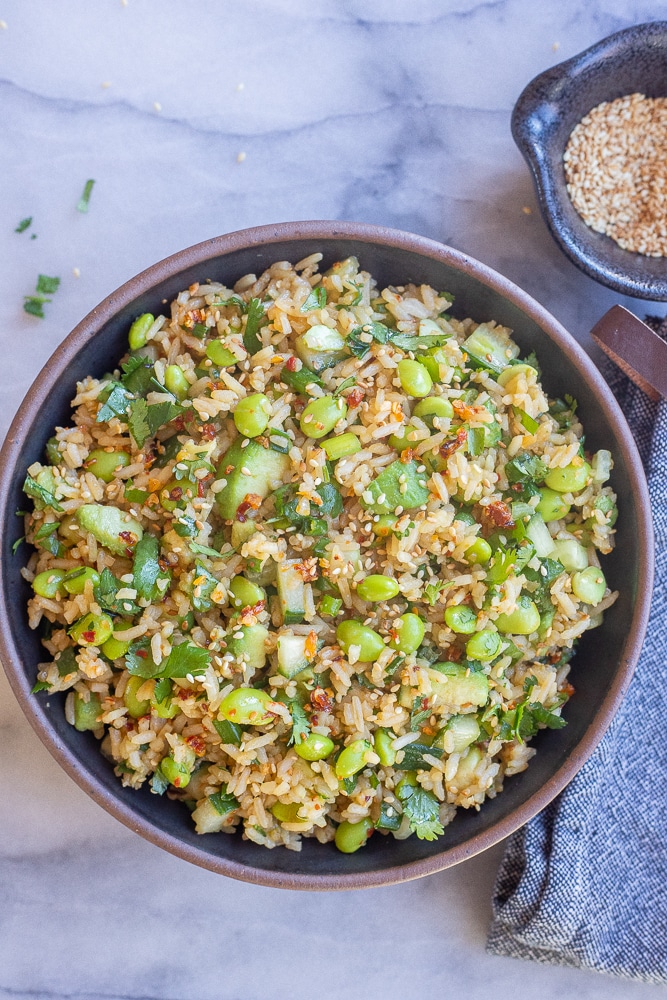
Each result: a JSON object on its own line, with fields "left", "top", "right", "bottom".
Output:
{"left": 525, "top": 513, "right": 555, "bottom": 558}
{"left": 215, "top": 438, "right": 290, "bottom": 520}
{"left": 552, "top": 536, "right": 589, "bottom": 571}
{"left": 276, "top": 631, "right": 312, "bottom": 678}
{"left": 432, "top": 714, "right": 480, "bottom": 753}
{"left": 225, "top": 623, "right": 269, "bottom": 671}
{"left": 360, "top": 460, "right": 430, "bottom": 515}
{"left": 427, "top": 663, "right": 489, "bottom": 710}
{"left": 592, "top": 449, "right": 612, "bottom": 483}
{"left": 73, "top": 692, "right": 102, "bottom": 732}
{"left": 75, "top": 504, "right": 144, "bottom": 556}
{"left": 462, "top": 323, "right": 519, "bottom": 375}
{"left": 295, "top": 325, "right": 347, "bottom": 373}
{"left": 277, "top": 559, "right": 306, "bottom": 624}
{"left": 231, "top": 519, "right": 257, "bottom": 549}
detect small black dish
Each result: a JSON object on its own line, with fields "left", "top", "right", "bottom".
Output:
{"left": 512, "top": 21, "right": 667, "bottom": 301}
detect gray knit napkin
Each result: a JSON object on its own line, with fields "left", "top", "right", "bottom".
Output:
{"left": 487, "top": 351, "right": 666, "bottom": 982}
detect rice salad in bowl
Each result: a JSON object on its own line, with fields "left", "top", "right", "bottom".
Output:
{"left": 21, "top": 253, "right": 618, "bottom": 855}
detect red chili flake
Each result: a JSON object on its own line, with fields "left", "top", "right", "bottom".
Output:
{"left": 225, "top": 464, "right": 234, "bottom": 475}
{"left": 119, "top": 531, "right": 136, "bottom": 543}
{"left": 346, "top": 387, "right": 364, "bottom": 408}
{"left": 304, "top": 630, "right": 318, "bottom": 660}
{"left": 561, "top": 681, "right": 576, "bottom": 696}
{"left": 178, "top": 687, "right": 193, "bottom": 701}
{"left": 82, "top": 631, "right": 96, "bottom": 643}
{"left": 172, "top": 415, "right": 186, "bottom": 432}
{"left": 294, "top": 557, "right": 319, "bottom": 583}
{"left": 285, "top": 355, "right": 299, "bottom": 372}
{"left": 200, "top": 423, "right": 216, "bottom": 441}
{"left": 197, "top": 479, "right": 206, "bottom": 498}
{"left": 169, "top": 486, "right": 184, "bottom": 502}
{"left": 483, "top": 500, "right": 515, "bottom": 529}
{"left": 439, "top": 427, "right": 467, "bottom": 459}
{"left": 136, "top": 649, "right": 148, "bottom": 659}
{"left": 400, "top": 447, "right": 415, "bottom": 464}
{"left": 310, "top": 688, "right": 333, "bottom": 713}
{"left": 186, "top": 735, "right": 207, "bottom": 757}
{"left": 236, "top": 492, "right": 263, "bottom": 522}
{"left": 158, "top": 557, "right": 170, "bottom": 572}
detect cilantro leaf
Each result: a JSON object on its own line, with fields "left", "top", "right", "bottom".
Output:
{"left": 505, "top": 452, "right": 548, "bottom": 484}
{"left": 15, "top": 217, "right": 32, "bottom": 233}
{"left": 280, "top": 364, "right": 324, "bottom": 395}
{"left": 301, "top": 286, "right": 327, "bottom": 312}
{"left": 243, "top": 297, "right": 268, "bottom": 354}
{"left": 31, "top": 680, "right": 51, "bottom": 693}
{"left": 36, "top": 274, "right": 60, "bottom": 295}
{"left": 346, "top": 321, "right": 391, "bottom": 357}
{"left": 390, "top": 331, "right": 451, "bottom": 351}
{"left": 375, "top": 800, "right": 402, "bottom": 831}
{"left": 120, "top": 356, "right": 161, "bottom": 396}
{"left": 410, "top": 695, "right": 432, "bottom": 732}
{"left": 76, "top": 178, "right": 95, "bottom": 213}
{"left": 213, "top": 718, "right": 244, "bottom": 745}
{"left": 209, "top": 785, "right": 240, "bottom": 816}
{"left": 398, "top": 742, "right": 443, "bottom": 771}
{"left": 55, "top": 647, "right": 78, "bottom": 677}
{"left": 23, "top": 296, "right": 48, "bottom": 318}
{"left": 96, "top": 382, "right": 131, "bottom": 423}
{"left": 396, "top": 782, "right": 444, "bottom": 841}
{"left": 23, "top": 474, "right": 63, "bottom": 512}
{"left": 151, "top": 769, "right": 169, "bottom": 795}
{"left": 173, "top": 513, "right": 197, "bottom": 538}
{"left": 159, "top": 642, "right": 212, "bottom": 678}
{"left": 127, "top": 398, "right": 183, "bottom": 448}
{"left": 95, "top": 567, "right": 141, "bottom": 616}
{"left": 273, "top": 481, "right": 342, "bottom": 536}
{"left": 132, "top": 534, "right": 161, "bottom": 601}
{"left": 287, "top": 698, "right": 310, "bottom": 747}
{"left": 191, "top": 561, "right": 220, "bottom": 611}
{"left": 423, "top": 579, "right": 449, "bottom": 606}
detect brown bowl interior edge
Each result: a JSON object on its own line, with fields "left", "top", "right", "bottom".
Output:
{"left": 0, "top": 221, "right": 654, "bottom": 890}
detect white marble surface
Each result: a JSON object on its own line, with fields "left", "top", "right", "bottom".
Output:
{"left": 1, "top": 2, "right": 665, "bottom": 998}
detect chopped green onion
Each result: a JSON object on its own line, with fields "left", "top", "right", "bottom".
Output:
{"left": 76, "top": 179, "right": 95, "bottom": 213}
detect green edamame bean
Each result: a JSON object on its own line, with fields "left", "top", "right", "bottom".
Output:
{"left": 357, "top": 574, "right": 400, "bottom": 603}
{"left": 229, "top": 576, "right": 266, "bottom": 609}
{"left": 218, "top": 687, "right": 274, "bottom": 725}
{"left": 544, "top": 461, "right": 591, "bottom": 493}
{"left": 128, "top": 313, "right": 154, "bottom": 351}
{"left": 321, "top": 433, "right": 361, "bottom": 461}
{"left": 388, "top": 426, "right": 419, "bottom": 452}
{"left": 124, "top": 675, "right": 152, "bottom": 719}
{"left": 271, "top": 801, "right": 303, "bottom": 823}
{"left": 32, "top": 569, "right": 66, "bottom": 599}
{"left": 336, "top": 620, "right": 385, "bottom": 662}
{"left": 101, "top": 622, "right": 134, "bottom": 660}
{"left": 416, "top": 355, "right": 440, "bottom": 383}
{"left": 497, "top": 364, "right": 538, "bottom": 388}
{"left": 334, "top": 817, "right": 374, "bottom": 854}
{"left": 63, "top": 566, "right": 100, "bottom": 595}
{"left": 373, "top": 728, "right": 396, "bottom": 767}
{"left": 397, "top": 359, "right": 432, "bottom": 398}
{"left": 69, "top": 612, "right": 114, "bottom": 647}
{"left": 159, "top": 755, "right": 191, "bottom": 789}
{"left": 389, "top": 613, "right": 425, "bottom": 653}
{"left": 495, "top": 595, "right": 541, "bottom": 635}
{"left": 335, "top": 739, "right": 373, "bottom": 779}
{"left": 159, "top": 477, "right": 196, "bottom": 512}
{"left": 85, "top": 448, "right": 131, "bottom": 483}
{"left": 294, "top": 733, "right": 335, "bottom": 761}
{"left": 445, "top": 605, "right": 478, "bottom": 634}
{"left": 572, "top": 566, "right": 607, "bottom": 606}
{"left": 233, "top": 393, "right": 272, "bottom": 438}
{"left": 299, "top": 395, "right": 347, "bottom": 439}
{"left": 73, "top": 692, "right": 102, "bottom": 732}
{"left": 205, "top": 340, "right": 237, "bottom": 366}
{"left": 413, "top": 397, "right": 454, "bottom": 422}
{"left": 164, "top": 365, "right": 190, "bottom": 401}
{"left": 537, "top": 487, "right": 572, "bottom": 521}
{"left": 465, "top": 628, "right": 502, "bottom": 661}
{"left": 372, "top": 515, "right": 399, "bottom": 537}
{"left": 464, "top": 537, "right": 492, "bottom": 565}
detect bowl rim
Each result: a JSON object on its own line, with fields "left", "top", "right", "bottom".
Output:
{"left": 512, "top": 21, "right": 667, "bottom": 301}
{"left": 0, "top": 220, "right": 654, "bottom": 889}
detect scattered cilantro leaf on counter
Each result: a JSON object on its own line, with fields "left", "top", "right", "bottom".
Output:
{"left": 36, "top": 274, "right": 61, "bottom": 295}
{"left": 396, "top": 783, "right": 444, "bottom": 841}
{"left": 15, "top": 217, "right": 32, "bottom": 233}
{"left": 76, "top": 179, "right": 95, "bottom": 213}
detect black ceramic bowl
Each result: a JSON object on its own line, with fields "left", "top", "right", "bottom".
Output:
{"left": 512, "top": 21, "right": 667, "bottom": 300}
{"left": 0, "top": 221, "right": 653, "bottom": 889}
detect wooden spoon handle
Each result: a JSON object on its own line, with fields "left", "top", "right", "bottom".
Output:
{"left": 590, "top": 305, "right": 667, "bottom": 402}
